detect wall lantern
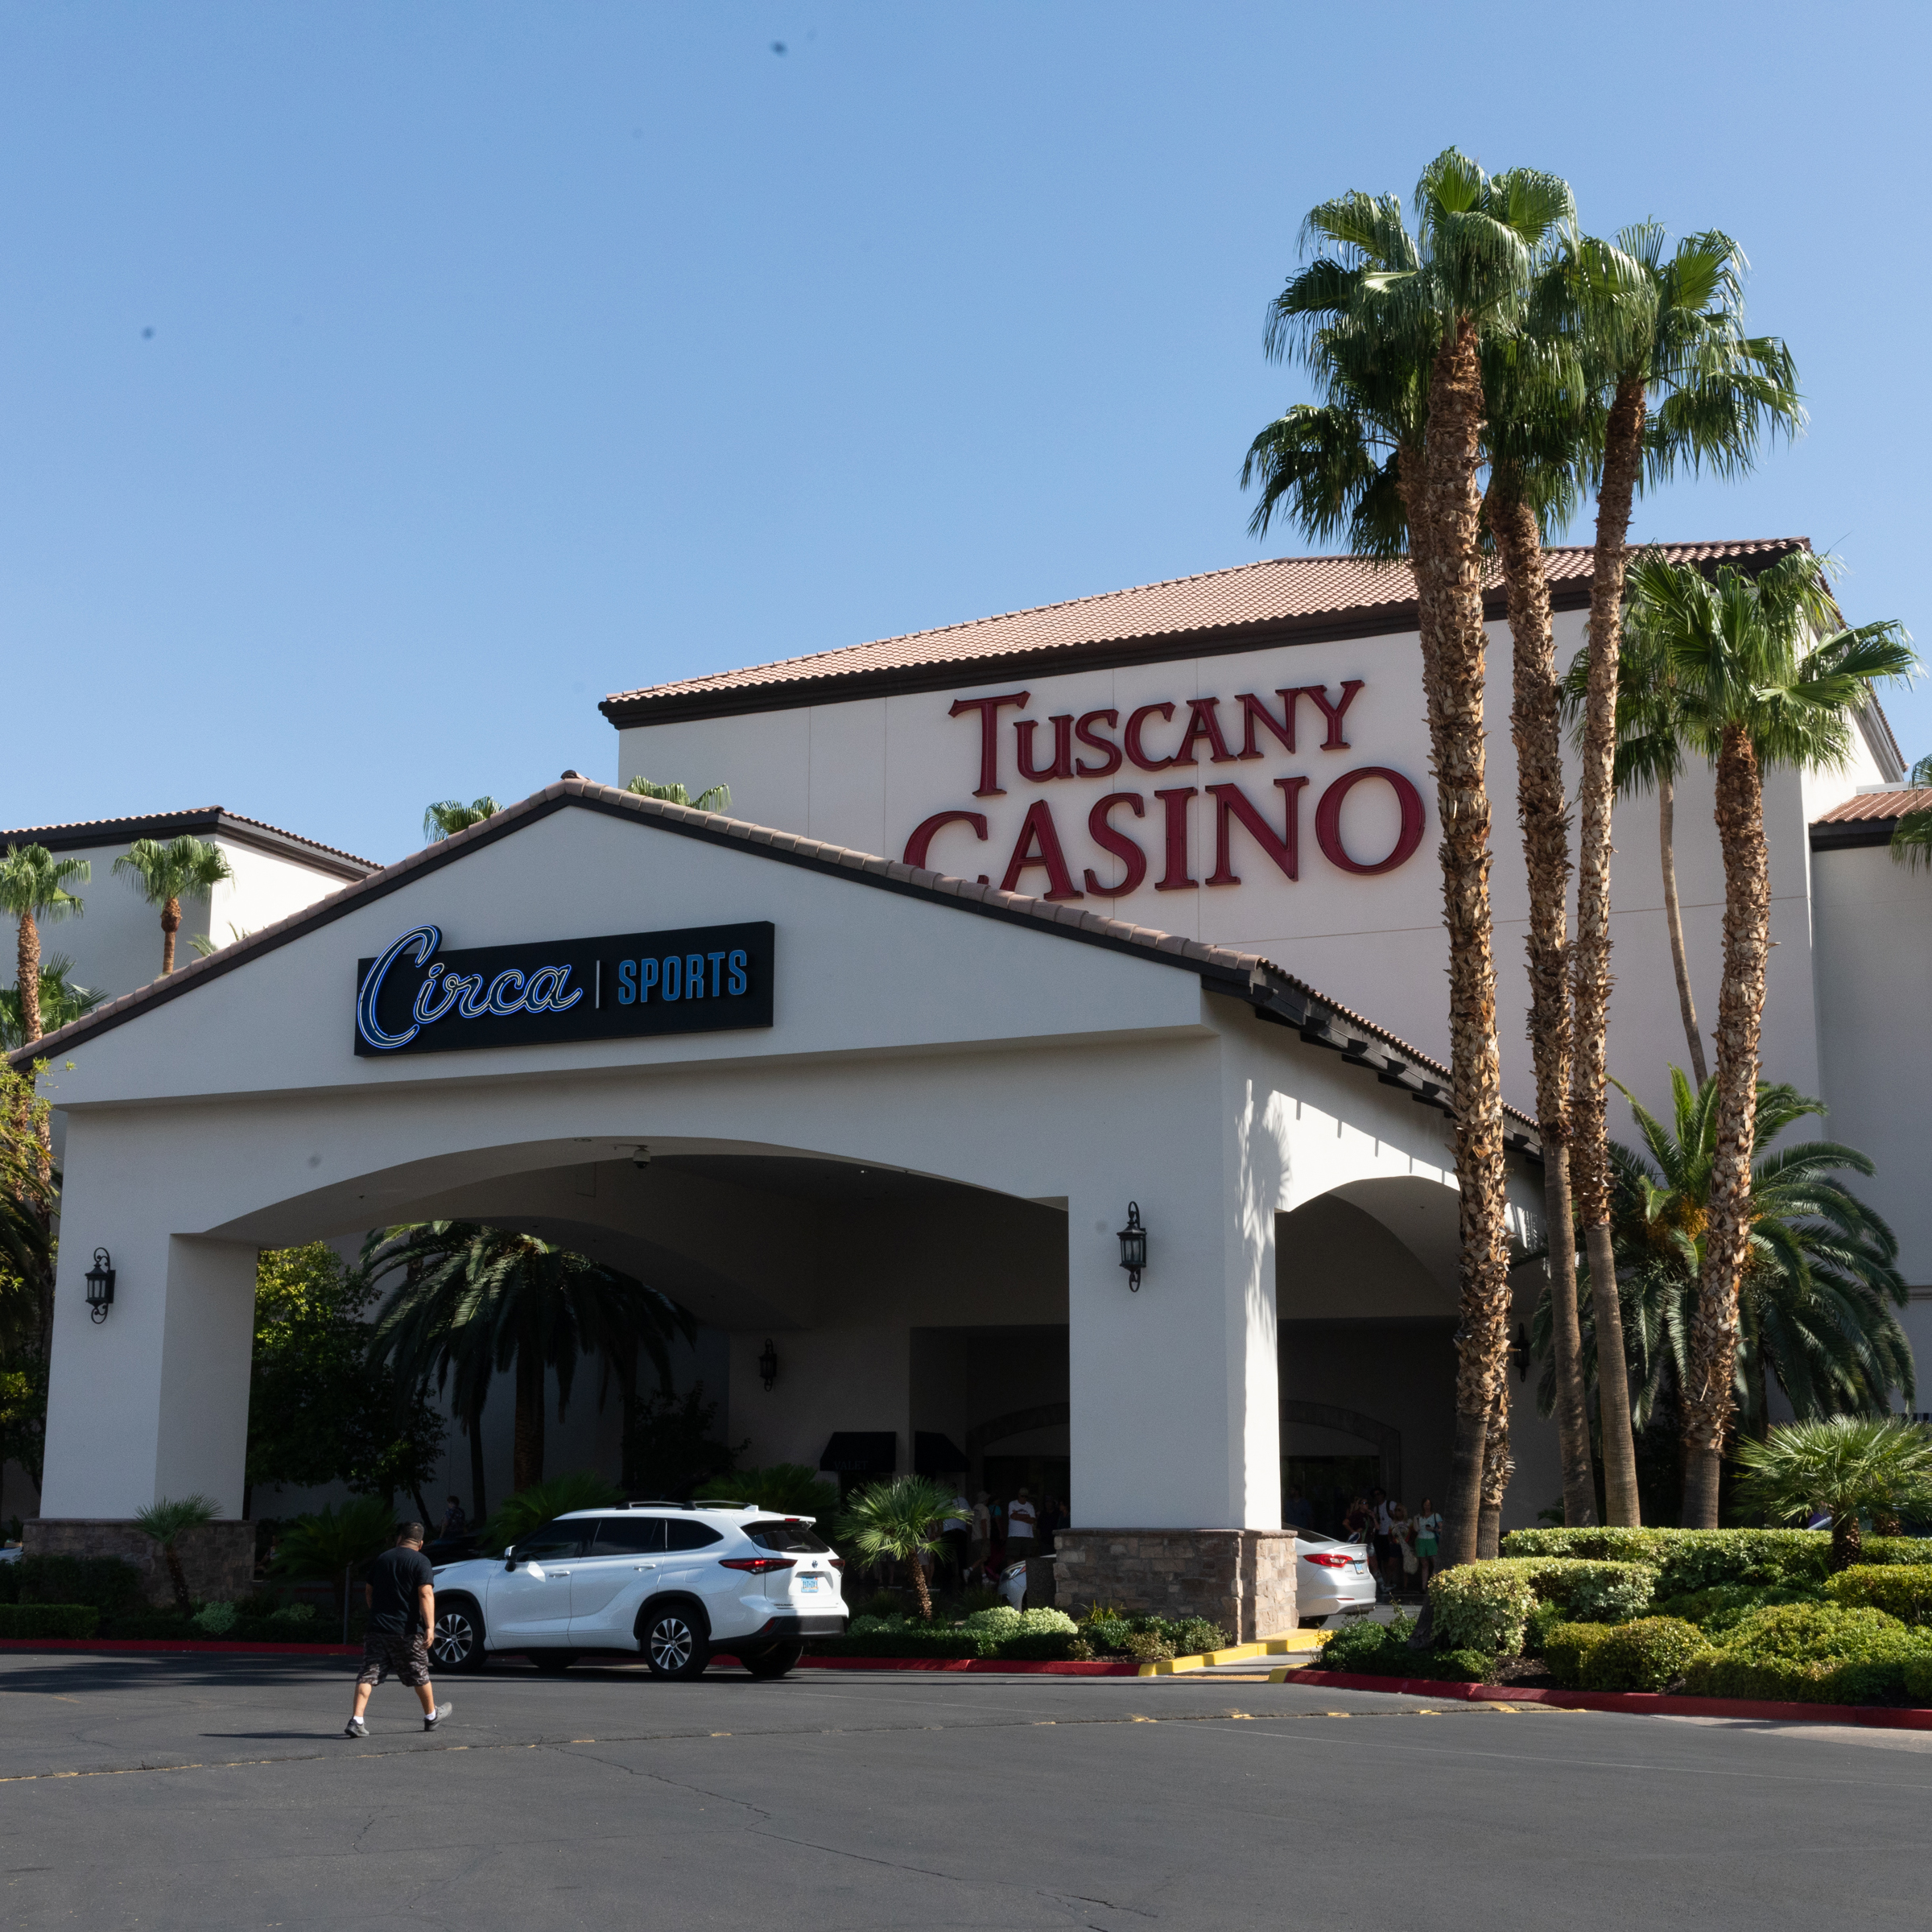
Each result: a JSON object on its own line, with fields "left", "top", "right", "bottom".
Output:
{"left": 1117, "top": 1203, "right": 1147, "bottom": 1291}
{"left": 85, "top": 1248, "right": 116, "bottom": 1324}
{"left": 758, "top": 1338, "right": 778, "bottom": 1391}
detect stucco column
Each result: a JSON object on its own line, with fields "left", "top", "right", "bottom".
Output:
{"left": 40, "top": 1229, "right": 257, "bottom": 1520}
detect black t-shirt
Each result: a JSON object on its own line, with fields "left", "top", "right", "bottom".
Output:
{"left": 366, "top": 1544, "right": 436, "bottom": 1635}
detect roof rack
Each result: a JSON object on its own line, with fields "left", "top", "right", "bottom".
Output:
{"left": 619, "top": 1498, "right": 751, "bottom": 1510}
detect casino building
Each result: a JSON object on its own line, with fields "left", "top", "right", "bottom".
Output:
{"left": 10, "top": 539, "right": 1929, "bottom": 1633}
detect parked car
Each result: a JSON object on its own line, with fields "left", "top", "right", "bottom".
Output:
{"left": 426, "top": 1504, "right": 848, "bottom": 1681}
{"left": 1293, "top": 1528, "right": 1376, "bottom": 1626}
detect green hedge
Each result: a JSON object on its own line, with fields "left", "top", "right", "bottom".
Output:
{"left": 1678, "top": 1600, "right": 1932, "bottom": 1705}
{"left": 1542, "top": 1622, "right": 1612, "bottom": 1689}
{"left": 10, "top": 1555, "right": 147, "bottom": 1615}
{"left": 1653, "top": 1583, "right": 1823, "bottom": 1634}
{"left": 1578, "top": 1618, "right": 1705, "bottom": 1693}
{"left": 1827, "top": 1565, "right": 1932, "bottom": 1626}
{"left": 0, "top": 1603, "right": 101, "bottom": 1639}
{"left": 1428, "top": 1565, "right": 1535, "bottom": 1655}
{"left": 1315, "top": 1616, "right": 1490, "bottom": 1682}
{"left": 1859, "top": 1537, "right": 1932, "bottom": 1567}
{"left": 1499, "top": 1528, "right": 1830, "bottom": 1594}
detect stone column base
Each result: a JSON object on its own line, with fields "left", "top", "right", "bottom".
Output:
{"left": 1053, "top": 1529, "right": 1298, "bottom": 1641}
{"left": 23, "top": 1519, "right": 256, "bottom": 1607}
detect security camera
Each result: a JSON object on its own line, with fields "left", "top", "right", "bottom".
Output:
{"left": 631, "top": 1146, "right": 650, "bottom": 1170}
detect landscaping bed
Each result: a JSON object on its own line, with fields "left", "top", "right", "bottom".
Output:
{"left": 806, "top": 1603, "right": 1233, "bottom": 1666}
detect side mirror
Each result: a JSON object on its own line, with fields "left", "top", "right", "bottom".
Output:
{"left": 502, "top": 1550, "right": 518, "bottom": 1570}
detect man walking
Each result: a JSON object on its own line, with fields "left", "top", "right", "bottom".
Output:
{"left": 344, "top": 1521, "right": 451, "bottom": 1737}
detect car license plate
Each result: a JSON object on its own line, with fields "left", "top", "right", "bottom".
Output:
{"left": 799, "top": 1575, "right": 821, "bottom": 1593}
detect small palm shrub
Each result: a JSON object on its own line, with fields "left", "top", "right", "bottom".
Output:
{"left": 837, "top": 1476, "right": 956, "bottom": 1620}
{"left": 480, "top": 1472, "right": 621, "bottom": 1554}
{"left": 1428, "top": 1563, "right": 1536, "bottom": 1656}
{"left": 270, "top": 1496, "right": 398, "bottom": 1614}
{"left": 1827, "top": 1564, "right": 1932, "bottom": 1626}
{"left": 134, "top": 1496, "right": 221, "bottom": 1615}
{"left": 1733, "top": 1418, "right": 1932, "bottom": 1571}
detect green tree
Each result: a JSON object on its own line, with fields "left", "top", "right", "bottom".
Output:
{"left": 0, "top": 956, "right": 103, "bottom": 1054}
{"left": 0, "top": 845, "right": 89, "bottom": 1046}
{"left": 1563, "top": 227, "right": 1802, "bottom": 1529}
{"left": 621, "top": 1383, "right": 741, "bottom": 1503}
{"left": 625, "top": 776, "right": 731, "bottom": 811}
{"left": 270, "top": 1496, "right": 398, "bottom": 1620}
{"left": 134, "top": 1494, "right": 220, "bottom": 1614}
{"left": 478, "top": 1471, "right": 621, "bottom": 1555}
{"left": 113, "top": 836, "right": 234, "bottom": 977}
{"left": 838, "top": 1473, "right": 956, "bottom": 1620}
{"left": 363, "top": 1222, "right": 694, "bottom": 1493}
{"left": 1734, "top": 1417, "right": 1932, "bottom": 1570}
{"left": 1889, "top": 753, "right": 1932, "bottom": 873}
{"left": 1535, "top": 1073, "right": 1913, "bottom": 1480}
{"left": 423, "top": 797, "right": 501, "bottom": 841}
{"left": 1624, "top": 551, "right": 1915, "bottom": 1526}
{"left": 246, "top": 1243, "right": 447, "bottom": 1520}
{"left": 1245, "top": 149, "right": 1572, "bottom": 1564}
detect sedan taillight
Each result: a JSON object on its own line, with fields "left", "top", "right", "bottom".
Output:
{"left": 719, "top": 1556, "right": 796, "bottom": 1574}
{"left": 1303, "top": 1552, "right": 1356, "bottom": 1569}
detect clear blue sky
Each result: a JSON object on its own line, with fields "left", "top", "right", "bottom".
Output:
{"left": 5, "top": 2, "right": 1926, "bottom": 865}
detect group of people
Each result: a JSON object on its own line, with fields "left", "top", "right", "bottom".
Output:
{"left": 933, "top": 1485, "right": 1065, "bottom": 1585}
{"left": 1308, "top": 1488, "right": 1441, "bottom": 1601}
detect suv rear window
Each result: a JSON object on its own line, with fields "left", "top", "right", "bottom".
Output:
{"left": 745, "top": 1520, "right": 831, "bottom": 1554}
{"left": 663, "top": 1521, "right": 724, "bottom": 1552}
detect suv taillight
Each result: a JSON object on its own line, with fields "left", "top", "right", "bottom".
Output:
{"left": 719, "top": 1556, "right": 796, "bottom": 1574}
{"left": 1303, "top": 1551, "right": 1356, "bottom": 1568}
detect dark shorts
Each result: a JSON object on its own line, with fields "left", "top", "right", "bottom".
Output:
{"left": 357, "top": 1631, "right": 431, "bottom": 1690}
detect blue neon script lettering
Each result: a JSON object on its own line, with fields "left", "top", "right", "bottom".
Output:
{"left": 357, "top": 923, "right": 584, "bottom": 1052}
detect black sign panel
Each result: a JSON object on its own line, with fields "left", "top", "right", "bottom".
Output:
{"left": 355, "top": 920, "right": 774, "bottom": 1057}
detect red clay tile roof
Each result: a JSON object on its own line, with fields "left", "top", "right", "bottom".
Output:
{"left": 603, "top": 539, "right": 1810, "bottom": 726}
{"left": 0, "top": 807, "right": 376, "bottom": 879}
{"left": 1812, "top": 789, "right": 1932, "bottom": 824}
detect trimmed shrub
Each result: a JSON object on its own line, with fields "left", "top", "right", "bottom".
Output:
{"left": 1542, "top": 1622, "right": 1614, "bottom": 1689}
{"left": 14, "top": 1554, "right": 146, "bottom": 1616}
{"left": 1320, "top": 1614, "right": 1412, "bottom": 1674}
{"left": 1121, "top": 1631, "right": 1174, "bottom": 1662}
{"left": 1827, "top": 1565, "right": 1932, "bottom": 1626}
{"left": 0, "top": 1603, "right": 101, "bottom": 1639}
{"left": 1524, "top": 1600, "right": 1567, "bottom": 1657}
{"left": 1655, "top": 1583, "right": 1823, "bottom": 1635}
{"left": 993, "top": 1632, "right": 1095, "bottom": 1662}
{"left": 1496, "top": 1558, "right": 1655, "bottom": 1623}
{"left": 1173, "top": 1617, "right": 1232, "bottom": 1656}
{"left": 1678, "top": 1600, "right": 1932, "bottom": 1706}
{"left": 962, "top": 1605, "right": 1077, "bottom": 1638}
{"left": 1300, "top": 1616, "right": 1488, "bottom": 1682}
{"left": 1861, "top": 1536, "right": 1932, "bottom": 1567}
{"left": 1499, "top": 1527, "right": 1829, "bottom": 1595}
{"left": 1902, "top": 1654, "right": 1932, "bottom": 1704}
{"left": 1429, "top": 1563, "right": 1535, "bottom": 1656}
{"left": 192, "top": 1600, "right": 238, "bottom": 1637}
{"left": 1578, "top": 1617, "right": 1704, "bottom": 1693}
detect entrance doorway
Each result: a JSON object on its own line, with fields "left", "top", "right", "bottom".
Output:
{"left": 1282, "top": 1455, "right": 1379, "bottom": 1539}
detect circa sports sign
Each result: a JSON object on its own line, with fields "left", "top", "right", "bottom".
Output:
{"left": 355, "top": 921, "right": 775, "bottom": 1057}
{"left": 899, "top": 680, "right": 1426, "bottom": 899}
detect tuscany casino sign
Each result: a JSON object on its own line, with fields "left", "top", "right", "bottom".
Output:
{"left": 898, "top": 680, "right": 1426, "bottom": 902}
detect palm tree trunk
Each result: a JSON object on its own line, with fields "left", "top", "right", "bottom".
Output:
{"left": 1682, "top": 725, "right": 1769, "bottom": 1527}
{"left": 16, "top": 909, "right": 42, "bottom": 1044}
{"left": 160, "top": 897, "right": 180, "bottom": 976}
{"left": 1658, "top": 775, "right": 1708, "bottom": 1088}
{"left": 910, "top": 1548, "right": 934, "bottom": 1620}
{"left": 468, "top": 1405, "right": 488, "bottom": 1523}
{"left": 1571, "top": 372, "right": 1647, "bottom": 1527}
{"left": 1417, "top": 318, "right": 1512, "bottom": 1569}
{"left": 1490, "top": 475, "right": 1596, "bottom": 1527}
{"left": 164, "top": 1541, "right": 192, "bottom": 1615}
{"left": 513, "top": 1346, "right": 546, "bottom": 1494}
{"left": 1478, "top": 1376, "right": 1511, "bottom": 1559}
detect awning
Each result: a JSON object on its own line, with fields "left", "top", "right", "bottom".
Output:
{"left": 819, "top": 1431, "right": 897, "bottom": 1475}
{"left": 914, "top": 1432, "right": 967, "bottom": 1476}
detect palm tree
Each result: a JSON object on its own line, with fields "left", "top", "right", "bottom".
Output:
{"left": 1564, "top": 228, "right": 1802, "bottom": 1529}
{"left": 1734, "top": 1418, "right": 1932, "bottom": 1571}
{"left": 0, "top": 845, "right": 89, "bottom": 1046}
{"left": 1245, "top": 149, "right": 1572, "bottom": 1564}
{"left": 0, "top": 956, "right": 104, "bottom": 1054}
{"left": 1889, "top": 753, "right": 1932, "bottom": 873}
{"left": 134, "top": 1494, "right": 221, "bottom": 1615}
{"left": 270, "top": 1496, "right": 398, "bottom": 1624}
{"left": 1533, "top": 1075, "right": 1914, "bottom": 1504}
{"left": 838, "top": 1474, "right": 956, "bottom": 1620}
{"left": 480, "top": 1471, "right": 621, "bottom": 1555}
{"left": 627, "top": 777, "right": 732, "bottom": 811}
{"left": 362, "top": 1221, "right": 695, "bottom": 1493}
{"left": 1623, "top": 550, "right": 1915, "bottom": 1526}
{"left": 696, "top": 1463, "right": 837, "bottom": 1515}
{"left": 0, "top": 1063, "right": 56, "bottom": 1359}
{"left": 423, "top": 797, "right": 501, "bottom": 841}
{"left": 113, "top": 836, "right": 234, "bottom": 977}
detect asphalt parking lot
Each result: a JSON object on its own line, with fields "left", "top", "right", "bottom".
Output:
{"left": 3, "top": 1650, "right": 1928, "bottom": 1930}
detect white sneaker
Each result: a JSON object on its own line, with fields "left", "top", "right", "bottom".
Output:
{"left": 343, "top": 1716, "right": 368, "bottom": 1738}
{"left": 424, "top": 1703, "right": 452, "bottom": 1732}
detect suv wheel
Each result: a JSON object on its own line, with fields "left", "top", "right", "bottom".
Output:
{"left": 744, "top": 1641, "right": 803, "bottom": 1680}
{"left": 642, "top": 1606, "right": 712, "bottom": 1681}
{"left": 430, "top": 1600, "right": 486, "bottom": 1674}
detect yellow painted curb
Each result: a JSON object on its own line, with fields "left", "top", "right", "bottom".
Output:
{"left": 1137, "top": 1630, "right": 1331, "bottom": 1678}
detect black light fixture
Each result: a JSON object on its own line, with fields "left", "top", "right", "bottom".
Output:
{"left": 1117, "top": 1202, "right": 1147, "bottom": 1291}
{"left": 85, "top": 1248, "right": 116, "bottom": 1324}
{"left": 758, "top": 1338, "right": 778, "bottom": 1391}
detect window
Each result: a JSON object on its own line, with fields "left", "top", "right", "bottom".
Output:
{"left": 592, "top": 1517, "right": 667, "bottom": 1556}
{"left": 745, "top": 1520, "right": 832, "bottom": 1554}
{"left": 509, "top": 1519, "right": 589, "bottom": 1562}
{"left": 663, "top": 1521, "right": 724, "bottom": 1552}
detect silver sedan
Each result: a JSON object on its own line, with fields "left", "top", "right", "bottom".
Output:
{"left": 1291, "top": 1529, "right": 1376, "bottom": 1626}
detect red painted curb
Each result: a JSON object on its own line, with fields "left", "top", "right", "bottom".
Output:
{"left": 0, "top": 1638, "right": 361, "bottom": 1656}
{"left": 798, "top": 1656, "right": 1141, "bottom": 1675}
{"left": 1278, "top": 1666, "right": 1932, "bottom": 1729}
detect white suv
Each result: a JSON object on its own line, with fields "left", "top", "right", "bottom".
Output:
{"left": 426, "top": 1504, "right": 849, "bottom": 1681}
